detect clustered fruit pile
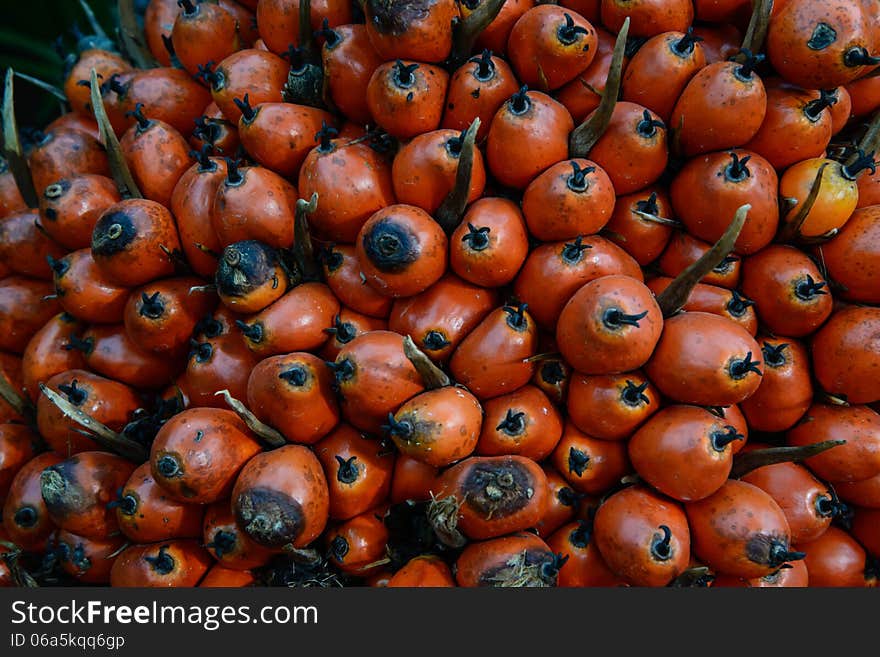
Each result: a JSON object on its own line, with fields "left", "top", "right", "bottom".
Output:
{"left": 0, "top": 0, "right": 879, "bottom": 589}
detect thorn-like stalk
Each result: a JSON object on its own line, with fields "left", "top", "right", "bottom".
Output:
{"left": 2, "top": 69, "right": 38, "bottom": 207}
{"left": 569, "top": 17, "right": 629, "bottom": 158}
{"left": 777, "top": 163, "right": 828, "bottom": 243}
{"left": 214, "top": 389, "right": 287, "bottom": 448}
{"left": 294, "top": 192, "right": 321, "bottom": 282}
{"left": 448, "top": 0, "right": 506, "bottom": 70}
{"left": 87, "top": 68, "right": 142, "bottom": 199}
{"left": 736, "top": 0, "right": 772, "bottom": 64}
{"left": 656, "top": 204, "right": 750, "bottom": 317}
{"left": 37, "top": 383, "right": 147, "bottom": 462}
{"left": 731, "top": 440, "right": 847, "bottom": 479}
{"left": 403, "top": 335, "right": 451, "bottom": 389}
{"left": 435, "top": 118, "right": 480, "bottom": 235}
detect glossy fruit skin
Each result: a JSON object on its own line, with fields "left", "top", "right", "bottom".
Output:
{"left": 91, "top": 199, "right": 181, "bottom": 288}
{"left": 36, "top": 369, "right": 142, "bottom": 457}
{"left": 741, "top": 458, "right": 836, "bottom": 545}
{"left": 0, "top": 424, "right": 37, "bottom": 502}
{"left": 442, "top": 52, "right": 521, "bottom": 142}
{"left": 811, "top": 306, "right": 880, "bottom": 404}
{"left": 476, "top": 385, "right": 563, "bottom": 461}
{"left": 454, "top": 532, "right": 559, "bottom": 587}
{"left": 27, "top": 129, "right": 111, "bottom": 197}
{"left": 836, "top": 473, "right": 880, "bottom": 509}
{"left": 199, "top": 565, "right": 255, "bottom": 588}
{"left": 766, "top": 0, "right": 879, "bottom": 90}
{"left": 314, "top": 423, "right": 394, "bottom": 521}
{"left": 0, "top": 277, "right": 61, "bottom": 354}
{"left": 547, "top": 520, "right": 628, "bottom": 587}
{"left": 647, "top": 276, "right": 758, "bottom": 336}
{"left": 237, "top": 282, "right": 340, "bottom": 358}
{"left": 670, "top": 60, "right": 767, "bottom": 157}
{"left": 787, "top": 403, "right": 880, "bottom": 484}
{"left": 320, "top": 244, "right": 393, "bottom": 319}
{"left": 514, "top": 236, "right": 643, "bottom": 332}
{"left": 110, "top": 540, "right": 214, "bottom": 587}
{"left": 507, "top": 5, "right": 598, "bottom": 91}
{"left": 246, "top": 352, "right": 340, "bottom": 445}
{"left": 712, "top": 558, "right": 810, "bottom": 588}
{"left": 238, "top": 102, "right": 335, "bottom": 179}
{"left": 556, "top": 27, "right": 627, "bottom": 122}
{"left": 0, "top": 210, "right": 66, "bottom": 281}
{"left": 64, "top": 48, "right": 133, "bottom": 117}
{"left": 206, "top": 49, "right": 290, "bottom": 125}
{"left": 387, "top": 554, "right": 456, "bottom": 587}
{"left": 203, "top": 502, "right": 276, "bottom": 571}
{"left": 450, "top": 197, "right": 529, "bottom": 288}
{"left": 326, "top": 505, "right": 390, "bottom": 575}
{"left": 53, "top": 529, "right": 126, "bottom": 585}
{"left": 321, "top": 24, "right": 383, "bottom": 125}
{"left": 123, "top": 277, "right": 217, "bottom": 354}
{"left": 521, "top": 159, "right": 616, "bottom": 241}
{"left": 299, "top": 139, "right": 395, "bottom": 245}
{"left": 389, "top": 386, "right": 483, "bottom": 467}
{"left": 392, "top": 129, "right": 486, "bottom": 215}
{"left": 743, "top": 86, "right": 835, "bottom": 171}
{"left": 486, "top": 88, "right": 575, "bottom": 190}
{"left": 21, "top": 312, "right": 86, "bottom": 403}
{"left": 51, "top": 249, "right": 130, "bottom": 325}
{"left": 534, "top": 465, "right": 582, "bottom": 538}
{"left": 669, "top": 149, "right": 779, "bottom": 256}
{"left": 556, "top": 275, "right": 663, "bottom": 375}
{"left": 171, "top": 0, "right": 241, "bottom": 78}
{"left": 332, "top": 330, "right": 426, "bottom": 434}
{"left": 600, "top": 0, "right": 693, "bottom": 38}
{"left": 605, "top": 185, "right": 673, "bottom": 266}
{"left": 212, "top": 165, "right": 298, "bottom": 250}
{"left": 550, "top": 422, "right": 631, "bottom": 495}
{"left": 821, "top": 206, "right": 880, "bottom": 304}
{"left": 686, "top": 479, "right": 800, "bottom": 579}
{"left": 592, "top": 484, "right": 691, "bottom": 587}
{"left": 120, "top": 113, "right": 194, "bottom": 209}
{"left": 586, "top": 101, "right": 669, "bottom": 196}
{"left": 80, "top": 323, "right": 187, "bottom": 390}
{"left": 658, "top": 230, "right": 741, "bottom": 290}
{"left": 621, "top": 30, "right": 707, "bottom": 124}
{"left": 740, "top": 245, "right": 833, "bottom": 338}
{"left": 851, "top": 507, "right": 880, "bottom": 557}
{"left": 150, "top": 408, "right": 262, "bottom": 504}
{"left": 231, "top": 444, "right": 330, "bottom": 549}
{"left": 39, "top": 174, "right": 122, "bottom": 251}
{"left": 366, "top": 61, "right": 450, "bottom": 140}
{"left": 628, "top": 405, "right": 742, "bottom": 502}
{"left": 434, "top": 455, "right": 548, "bottom": 540}
{"left": 796, "top": 526, "right": 872, "bottom": 588}
{"left": 389, "top": 273, "right": 498, "bottom": 365}
{"left": 739, "top": 337, "right": 813, "bottom": 432}
{"left": 2, "top": 452, "right": 63, "bottom": 551}
{"left": 257, "top": 0, "right": 354, "bottom": 56}
{"left": 473, "top": 0, "right": 537, "bottom": 56}
{"left": 320, "top": 308, "right": 389, "bottom": 362}
{"left": 448, "top": 304, "right": 537, "bottom": 401}
{"left": 779, "top": 158, "right": 860, "bottom": 238}
{"left": 115, "top": 462, "right": 204, "bottom": 544}
{"left": 566, "top": 370, "right": 659, "bottom": 441}
{"left": 111, "top": 67, "right": 213, "bottom": 138}
{"left": 39, "top": 451, "right": 137, "bottom": 540}
{"left": 356, "top": 204, "right": 449, "bottom": 299}
{"left": 645, "top": 312, "right": 764, "bottom": 407}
